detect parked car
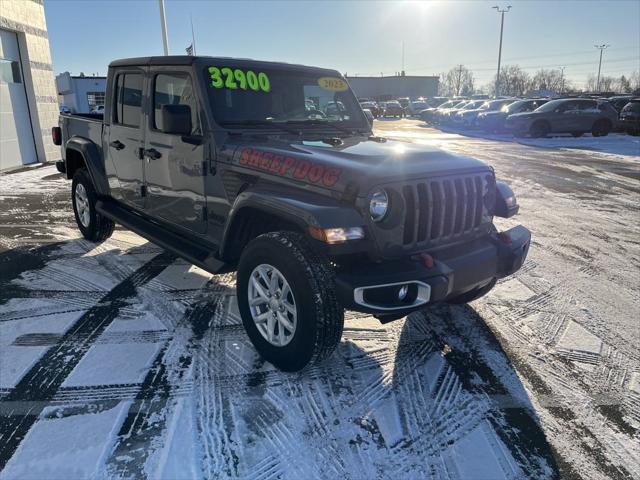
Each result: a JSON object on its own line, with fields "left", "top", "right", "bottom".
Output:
{"left": 420, "top": 99, "right": 458, "bottom": 123}
{"left": 397, "top": 97, "right": 411, "bottom": 112}
{"left": 362, "top": 108, "right": 375, "bottom": 126}
{"left": 59, "top": 105, "right": 71, "bottom": 114}
{"left": 432, "top": 100, "right": 470, "bottom": 124}
{"left": 91, "top": 105, "right": 105, "bottom": 114}
{"left": 505, "top": 98, "right": 619, "bottom": 138}
{"left": 442, "top": 100, "right": 485, "bottom": 125}
{"left": 477, "top": 99, "right": 548, "bottom": 133}
{"left": 382, "top": 100, "right": 404, "bottom": 118}
{"left": 407, "top": 101, "right": 430, "bottom": 117}
{"left": 360, "top": 101, "right": 381, "bottom": 118}
{"left": 619, "top": 98, "right": 640, "bottom": 135}
{"left": 607, "top": 95, "right": 634, "bottom": 113}
{"left": 454, "top": 98, "right": 515, "bottom": 128}
{"left": 53, "top": 55, "right": 530, "bottom": 371}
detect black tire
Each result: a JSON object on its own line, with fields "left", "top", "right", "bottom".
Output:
{"left": 71, "top": 168, "right": 115, "bottom": 242}
{"left": 571, "top": 131, "right": 584, "bottom": 138}
{"left": 591, "top": 119, "right": 611, "bottom": 137}
{"left": 529, "top": 121, "right": 550, "bottom": 138}
{"left": 236, "top": 231, "right": 344, "bottom": 372}
{"left": 447, "top": 279, "right": 497, "bottom": 305}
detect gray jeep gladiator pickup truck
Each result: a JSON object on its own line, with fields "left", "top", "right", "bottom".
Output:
{"left": 52, "top": 56, "right": 530, "bottom": 371}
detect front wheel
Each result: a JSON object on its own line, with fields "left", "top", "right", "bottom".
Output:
{"left": 237, "top": 232, "right": 344, "bottom": 372}
{"left": 529, "top": 121, "right": 550, "bottom": 138}
{"left": 72, "top": 168, "right": 115, "bottom": 242}
{"left": 591, "top": 119, "right": 611, "bottom": 137}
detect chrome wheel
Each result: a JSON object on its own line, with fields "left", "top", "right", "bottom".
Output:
{"left": 248, "top": 264, "right": 297, "bottom": 347}
{"left": 74, "top": 183, "right": 90, "bottom": 228}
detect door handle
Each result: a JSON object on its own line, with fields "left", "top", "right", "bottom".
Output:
{"left": 109, "top": 140, "right": 125, "bottom": 150}
{"left": 143, "top": 148, "right": 162, "bottom": 160}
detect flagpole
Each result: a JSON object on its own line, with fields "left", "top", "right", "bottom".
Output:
{"left": 158, "top": 0, "right": 169, "bottom": 55}
{"left": 190, "top": 15, "right": 196, "bottom": 55}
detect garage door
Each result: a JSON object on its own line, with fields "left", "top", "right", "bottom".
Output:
{"left": 0, "top": 28, "right": 37, "bottom": 170}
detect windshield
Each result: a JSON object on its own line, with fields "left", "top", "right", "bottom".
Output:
{"left": 463, "top": 101, "right": 484, "bottom": 110}
{"left": 204, "top": 65, "right": 368, "bottom": 130}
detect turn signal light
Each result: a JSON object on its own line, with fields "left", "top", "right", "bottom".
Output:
{"left": 308, "top": 226, "right": 364, "bottom": 244}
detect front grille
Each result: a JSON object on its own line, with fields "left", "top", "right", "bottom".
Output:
{"left": 401, "top": 173, "right": 488, "bottom": 246}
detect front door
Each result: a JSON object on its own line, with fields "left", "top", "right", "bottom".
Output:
{"left": 107, "top": 70, "right": 146, "bottom": 209}
{"left": 143, "top": 71, "right": 207, "bottom": 234}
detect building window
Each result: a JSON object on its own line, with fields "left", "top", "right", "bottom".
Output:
{"left": 87, "top": 91, "right": 105, "bottom": 110}
{"left": 0, "top": 59, "right": 22, "bottom": 84}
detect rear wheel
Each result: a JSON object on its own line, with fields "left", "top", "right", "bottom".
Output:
{"left": 237, "top": 231, "right": 344, "bottom": 371}
{"left": 72, "top": 168, "right": 115, "bottom": 242}
{"left": 592, "top": 119, "right": 611, "bottom": 137}
{"left": 529, "top": 121, "right": 550, "bottom": 138}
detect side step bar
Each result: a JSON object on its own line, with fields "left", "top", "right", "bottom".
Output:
{"left": 96, "top": 199, "right": 229, "bottom": 274}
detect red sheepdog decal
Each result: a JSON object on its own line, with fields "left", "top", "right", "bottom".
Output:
{"left": 238, "top": 148, "right": 342, "bottom": 187}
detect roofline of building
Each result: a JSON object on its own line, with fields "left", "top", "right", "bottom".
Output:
{"left": 346, "top": 75, "right": 439, "bottom": 80}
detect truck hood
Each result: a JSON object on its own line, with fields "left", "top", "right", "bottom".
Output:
{"left": 227, "top": 135, "right": 491, "bottom": 196}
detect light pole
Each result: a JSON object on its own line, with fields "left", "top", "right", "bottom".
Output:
{"left": 559, "top": 66, "right": 565, "bottom": 94}
{"left": 492, "top": 5, "right": 511, "bottom": 97}
{"left": 158, "top": 0, "right": 169, "bottom": 56}
{"left": 594, "top": 44, "right": 610, "bottom": 92}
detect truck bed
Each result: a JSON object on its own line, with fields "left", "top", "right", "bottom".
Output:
{"left": 59, "top": 113, "right": 104, "bottom": 150}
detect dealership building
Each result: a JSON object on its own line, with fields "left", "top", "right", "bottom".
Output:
{"left": 0, "top": 0, "right": 58, "bottom": 171}
{"left": 56, "top": 72, "right": 106, "bottom": 113}
{"left": 346, "top": 74, "right": 439, "bottom": 100}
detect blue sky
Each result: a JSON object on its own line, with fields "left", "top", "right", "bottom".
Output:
{"left": 44, "top": 0, "right": 639, "bottom": 88}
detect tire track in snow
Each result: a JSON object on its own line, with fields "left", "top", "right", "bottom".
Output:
{"left": 0, "top": 250, "right": 175, "bottom": 470}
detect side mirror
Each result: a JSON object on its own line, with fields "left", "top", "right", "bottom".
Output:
{"left": 161, "top": 104, "right": 192, "bottom": 135}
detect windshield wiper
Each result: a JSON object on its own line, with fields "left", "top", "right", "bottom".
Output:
{"left": 281, "top": 119, "right": 369, "bottom": 136}
{"left": 219, "top": 120, "right": 302, "bottom": 136}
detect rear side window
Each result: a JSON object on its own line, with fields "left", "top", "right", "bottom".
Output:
{"left": 113, "top": 73, "right": 143, "bottom": 127}
{"left": 153, "top": 73, "right": 198, "bottom": 133}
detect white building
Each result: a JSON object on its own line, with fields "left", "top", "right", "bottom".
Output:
{"left": 56, "top": 72, "right": 106, "bottom": 113}
{"left": 346, "top": 74, "right": 439, "bottom": 101}
{"left": 0, "top": 0, "right": 58, "bottom": 171}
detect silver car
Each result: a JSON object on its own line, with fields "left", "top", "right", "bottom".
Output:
{"left": 505, "top": 98, "right": 619, "bottom": 138}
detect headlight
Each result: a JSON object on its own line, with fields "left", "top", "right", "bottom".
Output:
{"left": 370, "top": 189, "right": 389, "bottom": 222}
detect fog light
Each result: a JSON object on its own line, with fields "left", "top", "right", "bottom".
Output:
{"left": 398, "top": 284, "right": 409, "bottom": 301}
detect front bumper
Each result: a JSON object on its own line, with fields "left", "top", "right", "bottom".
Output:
{"left": 335, "top": 225, "right": 531, "bottom": 314}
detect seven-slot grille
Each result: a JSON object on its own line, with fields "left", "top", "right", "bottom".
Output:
{"left": 401, "top": 173, "right": 488, "bottom": 246}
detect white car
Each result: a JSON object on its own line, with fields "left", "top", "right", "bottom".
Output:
{"left": 91, "top": 105, "right": 105, "bottom": 114}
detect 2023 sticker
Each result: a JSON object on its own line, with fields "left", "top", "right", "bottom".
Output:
{"left": 208, "top": 67, "right": 270, "bottom": 92}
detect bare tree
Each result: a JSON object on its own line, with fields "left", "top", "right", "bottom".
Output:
{"left": 438, "top": 65, "right": 475, "bottom": 96}
{"left": 530, "top": 69, "right": 564, "bottom": 92}
{"left": 629, "top": 71, "right": 640, "bottom": 92}
{"left": 492, "top": 65, "right": 531, "bottom": 96}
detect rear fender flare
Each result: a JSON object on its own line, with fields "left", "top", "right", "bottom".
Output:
{"left": 65, "top": 137, "right": 109, "bottom": 196}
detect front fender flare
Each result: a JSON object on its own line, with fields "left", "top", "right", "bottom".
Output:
{"left": 220, "top": 187, "right": 364, "bottom": 258}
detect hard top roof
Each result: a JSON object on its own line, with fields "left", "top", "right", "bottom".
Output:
{"left": 109, "top": 56, "right": 340, "bottom": 74}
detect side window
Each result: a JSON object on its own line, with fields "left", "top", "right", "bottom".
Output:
{"left": 577, "top": 100, "right": 597, "bottom": 111}
{"left": 153, "top": 73, "right": 199, "bottom": 133}
{"left": 113, "top": 73, "right": 143, "bottom": 127}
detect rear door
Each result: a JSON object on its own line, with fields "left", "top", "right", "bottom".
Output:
{"left": 143, "top": 69, "right": 207, "bottom": 234}
{"left": 107, "top": 69, "right": 146, "bottom": 209}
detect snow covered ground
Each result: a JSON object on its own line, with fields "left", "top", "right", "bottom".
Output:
{"left": 0, "top": 122, "right": 638, "bottom": 479}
